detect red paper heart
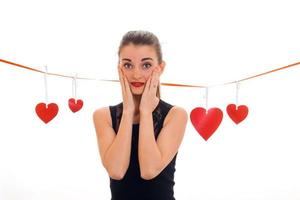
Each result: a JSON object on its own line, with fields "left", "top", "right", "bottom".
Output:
{"left": 68, "top": 98, "right": 83, "bottom": 113}
{"left": 35, "top": 102, "right": 59, "bottom": 124}
{"left": 190, "top": 107, "right": 223, "bottom": 141}
{"left": 226, "top": 104, "right": 249, "bottom": 124}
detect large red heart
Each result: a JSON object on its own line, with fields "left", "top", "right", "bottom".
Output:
{"left": 68, "top": 98, "right": 83, "bottom": 113}
{"left": 35, "top": 103, "right": 59, "bottom": 124}
{"left": 190, "top": 107, "right": 223, "bottom": 141}
{"left": 226, "top": 104, "right": 248, "bottom": 124}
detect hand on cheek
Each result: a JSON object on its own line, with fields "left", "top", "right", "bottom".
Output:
{"left": 140, "top": 68, "right": 160, "bottom": 113}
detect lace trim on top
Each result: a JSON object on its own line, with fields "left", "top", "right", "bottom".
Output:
{"left": 114, "top": 99, "right": 165, "bottom": 139}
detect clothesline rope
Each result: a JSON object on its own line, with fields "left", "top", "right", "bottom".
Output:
{"left": 1, "top": 58, "right": 300, "bottom": 88}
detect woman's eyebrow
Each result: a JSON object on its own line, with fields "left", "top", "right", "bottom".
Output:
{"left": 122, "top": 58, "right": 132, "bottom": 62}
{"left": 122, "top": 57, "right": 153, "bottom": 62}
{"left": 141, "top": 57, "right": 153, "bottom": 61}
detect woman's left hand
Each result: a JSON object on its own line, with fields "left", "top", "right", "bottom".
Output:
{"left": 139, "top": 68, "right": 160, "bottom": 114}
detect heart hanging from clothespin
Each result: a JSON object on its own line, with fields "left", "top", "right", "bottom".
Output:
{"left": 35, "top": 65, "right": 59, "bottom": 124}
{"left": 68, "top": 98, "right": 83, "bottom": 113}
{"left": 35, "top": 103, "right": 59, "bottom": 123}
{"left": 190, "top": 87, "right": 223, "bottom": 141}
{"left": 68, "top": 73, "right": 84, "bottom": 113}
{"left": 190, "top": 107, "right": 223, "bottom": 141}
{"left": 226, "top": 104, "right": 248, "bottom": 124}
{"left": 226, "top": 82, "right": 249, "bottom": 124}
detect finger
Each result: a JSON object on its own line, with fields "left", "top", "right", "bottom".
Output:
{"left": 123, "top": 74, "right": 132, "bottom": 94}
{"left": 119, "top": 65, "right": 132, "bottom": 95}
{"left": 120, "top": 67, "right": 128, "bottom": 91}
{"left": 150, "top": 69, "right": 159, "bottom": 94}
{"left": 145, "top": 71, "right": 153, "bottom": 92}
{"left": 118, "top": 66, "right": 126, "bottom": 97}
{"left": 155, "top": 69, "right": 160, "bottom": 86}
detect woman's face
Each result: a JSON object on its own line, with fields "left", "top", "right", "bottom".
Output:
{"left": 118, "top": 44, "right": 164, "bottom": 95}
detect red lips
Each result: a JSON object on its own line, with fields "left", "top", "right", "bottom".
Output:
{"left": 131, "top": 82, "right": 144, "bottom": 87}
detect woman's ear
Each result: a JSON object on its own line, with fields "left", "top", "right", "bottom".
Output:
{"left": 158, "top": 61, "right": 166, "bottom": 75}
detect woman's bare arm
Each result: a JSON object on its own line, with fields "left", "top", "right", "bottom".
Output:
{"left": 93, "top": 107, "right": 133, "bottom": 180}
{"left": 138, "top": 106, "right": 188, "bottom": 180}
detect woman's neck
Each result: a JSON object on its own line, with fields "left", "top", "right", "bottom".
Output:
{"left": 132, "top": 95, "right": 160, "bottom": 117}
{"left": 133, "top": 95, "right": 142, "bottom": 116}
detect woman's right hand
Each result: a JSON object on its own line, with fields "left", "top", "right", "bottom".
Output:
{"left": 118, "top": 64, "right": 135, "bottom": 116}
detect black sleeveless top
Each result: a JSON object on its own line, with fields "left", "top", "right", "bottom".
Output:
{"left": 108, "top": 99, "right": 177, "bottom": 200}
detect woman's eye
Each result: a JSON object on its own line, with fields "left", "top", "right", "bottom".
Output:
{"left": 143, "top": 63, "right": 152, "bottom": 69}
{"left": 123, "top": 63, "right": 151, "bottom": 69}
{"left": 124, "top": 63, "right": 132, "bottom": 68}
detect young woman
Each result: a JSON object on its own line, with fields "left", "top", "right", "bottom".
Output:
{"left": 93, "top": 30, "right": 188, "bottom": 200}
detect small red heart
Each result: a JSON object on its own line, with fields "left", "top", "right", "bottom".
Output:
{"left": 226, "top": 104, "right": 249, "bottom": 124}
{"left": 190, "top": 107, "right": 223, "bottom": 141}
{"left": 68, "top": 98, "right": 83, "bottom": 113}
{"left": 35, "top": 103, "right": 59, "bottom": 124}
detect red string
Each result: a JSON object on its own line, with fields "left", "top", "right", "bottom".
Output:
{"left": 1, "top": 58, "right": 300, "bottom": 88}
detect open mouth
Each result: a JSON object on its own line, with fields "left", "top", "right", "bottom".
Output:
{"left": 131, "top": 82, "right": 144, "bottom": 87}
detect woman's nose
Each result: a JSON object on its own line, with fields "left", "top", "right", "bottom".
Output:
{"left": 132, "top": 68, "right": 142, "bottom": 79}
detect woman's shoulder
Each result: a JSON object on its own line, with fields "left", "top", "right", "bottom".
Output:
{"left": 93, "top": 101, "right": 122, "bottom": 116}
{"left": 160, "top": 99, "right": 186, "bottom": 113}
{"left": 93, "top": 102, "right": 123, "bottom": 126}
{"left": 92, "top": 106, "right": 112, "bottom": 127}
{"left": 160, "top": 100, "right": 188, "bottom": 126}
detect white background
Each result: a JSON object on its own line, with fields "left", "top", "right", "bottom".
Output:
{"left": 1, "top": 0, "right": 300, "bottom": 199}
